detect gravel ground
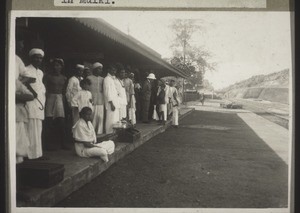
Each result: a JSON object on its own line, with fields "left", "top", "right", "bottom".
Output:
{"left": 56, "top": 110, "right": 288, "bottom": 208}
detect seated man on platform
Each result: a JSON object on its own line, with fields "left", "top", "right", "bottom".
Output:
{"left": 72, "top": 107, "right": 115, "bottom": 162}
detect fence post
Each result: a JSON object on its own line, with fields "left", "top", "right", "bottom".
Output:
{"left": 182, "top": 78, "right": 186, "bottom": 104}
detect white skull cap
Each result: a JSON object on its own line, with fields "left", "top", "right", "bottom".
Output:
{"left": 92, "top": 62, "right": 103, "bottom": 69}
{"left": 29, "top": 48, "right": 44, "bottom": 57}
{"left": 76, "top": 64, "right": 84, "bottom": 69}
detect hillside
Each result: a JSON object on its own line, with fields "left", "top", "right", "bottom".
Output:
{"left": 219, "top": 69, "right": 290, "bottom": 104}
{"left": 220, "top": 69, "right": 289, "bottom": 93}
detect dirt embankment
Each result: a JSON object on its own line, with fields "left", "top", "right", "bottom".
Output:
{"left": 219, "top": 69, "right": 289, "bottom": 104}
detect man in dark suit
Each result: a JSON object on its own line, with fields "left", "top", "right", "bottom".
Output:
{"left": 142, "top": 73, "right": 156, "bottom": 123}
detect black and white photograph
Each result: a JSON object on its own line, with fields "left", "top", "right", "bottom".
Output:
{"left": 7, "top": 3, "right": 293, "bottom": 212}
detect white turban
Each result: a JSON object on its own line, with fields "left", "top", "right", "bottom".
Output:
{"left": 92, "top": 62, "right": 103, "bottom": 69}
{"left": 29, "top": 48, "right": 44, "bottom": 57}
{"left": 76, "top": 64, "right": 84, "bottom": 69}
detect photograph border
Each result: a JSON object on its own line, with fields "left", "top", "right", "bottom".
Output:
{"left": 6, "top": 5, "right": 295, "bottom": 213}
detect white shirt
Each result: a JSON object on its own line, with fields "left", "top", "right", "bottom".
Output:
{"left": 165, "top": 85, "right": 172, "bottom": 102}
{"left": 71, "top": 90, "right": 93, "bottom": 112}
{"left": 16, "top": 55, "right": 26, "bottom": 79}
{"left": 66, "top": 76, "right": 82, "bottom": 104}
{"left": 103, "top": 73, "right": 120, "bottom": 109}
{"left": 72, "top": 118, "right": 97, "bottom": 143}
{"left": 73, "top": 118, "right": 97, "bottom": 157}
{"left": 15, "top": 55, "right": 32, "bottom": 122}
{"left": 24, "top": 64, "right": 46, "bottom": 120}
{"left": 157, "top": 85, "right": 170, "bottom": 104}
{"left": 115, "top": 78, "right": 127, "bottom": 105}
{"left": 169, "top": 86, "right": 179, "bottom": 105}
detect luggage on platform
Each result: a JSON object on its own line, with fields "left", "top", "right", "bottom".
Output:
{"left": 16, "top": 161, "right": 65, "bottom": 188}
{"left": 97, "top": 133, "right": 117, "bottom": 143}
{"left": 117, "top": 127, "right": 141, "bottom": 143}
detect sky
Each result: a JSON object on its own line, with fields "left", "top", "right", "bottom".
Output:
{"left": 98, "top": 11, "right": 292, "bottom": 90}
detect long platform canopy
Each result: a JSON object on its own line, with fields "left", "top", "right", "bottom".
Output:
{"left": 74, "top": 18, "right": 189, "bottom": 78}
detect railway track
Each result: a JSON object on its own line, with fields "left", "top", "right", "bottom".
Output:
{"left": 228, "top": 99, "right": 289, "bottom": 129}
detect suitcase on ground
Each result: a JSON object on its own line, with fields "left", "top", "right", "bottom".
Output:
{"left": 97, "top": 133, "right": 118, "bottom": 143}
{"left": 16, "top": 161, "right": 65, "bottom": 188}
{"left": 117, "top": 128, "right": 141, "bottom": 143}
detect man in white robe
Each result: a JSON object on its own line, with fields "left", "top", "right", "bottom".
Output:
{"left": 87, "top": 62, "right": 105, "bottom": 134}
{"left": 103, "top": 64, "right": 120, "bottom": 134}
{"left": 165, "top": 81, "right": 172, "bottom": 119}
{"left": 15, "top": 46, "right": 35, "bottom": 163}
{"left": 169, "top": 80, "right": 180, "bottom": 127}
{"left": 24, "top": 48, "right": 46, "bottom": 159}
{"left": 66, "top": 64, "right": 84, "bottom": 124}
{"left": 124, "top": 73, "right": 136, "bottom": 125}
{"left": 115, "top": 69, "right": 127, "bottom": 120}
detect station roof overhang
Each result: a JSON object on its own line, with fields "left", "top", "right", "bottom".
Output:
{"left": 73, "top": 18, "right": 189, "bottom": 78}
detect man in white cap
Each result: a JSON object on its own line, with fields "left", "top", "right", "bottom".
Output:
{"left": 24, "top": 48, "right": 46, "bottom": 159}
{"left": 142, "top": 73, "right": 156, "bottom": 123}
{"left": 87, "top": 62, "right": 105, "bottom": 134}
{"left": 103, "top": 63, "right": 120, "bottom": 134}
{"left": 66, "top": 64, "right": 84, "bottom": 124}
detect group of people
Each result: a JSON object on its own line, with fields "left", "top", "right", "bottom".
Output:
{"left": 143, "top": 74, "right": 180, "bottom": 126}
{"left": 15, "top": 44, "right": 181, "bottom": 164}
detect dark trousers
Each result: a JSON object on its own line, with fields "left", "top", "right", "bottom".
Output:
{"left": 148, "top": 103, "right": 154, "bottom": 121}
{"left": 135, "top": 95, "right": 141, "bottom": 121}
{"left": 43, "top": 117, "right": 68, "bottom": 150}
{"left": 65, "top": 104, "right": 75, "bottom": 144}
{"left": 142, "top": 99, "right": 150, "bottom": 122}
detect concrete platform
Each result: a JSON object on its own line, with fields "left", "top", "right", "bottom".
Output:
{"left": 237, "top": 112, "right": 289, "bottom": 164}
{"left": 17, "top": 107, "right": 195, "bottom": 207}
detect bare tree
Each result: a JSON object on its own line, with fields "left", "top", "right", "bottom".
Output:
{"left": 169, "top": 19, "right": 217, "bottom": 90}
{"left": 170, "top": 19, "right": 202, "bottom": 64}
